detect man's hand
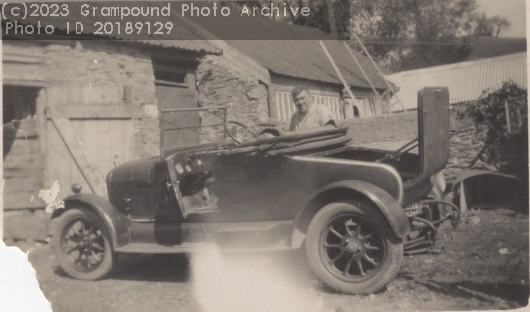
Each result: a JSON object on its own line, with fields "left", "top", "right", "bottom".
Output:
{"left": 257, "top": 128, "right": 288, "bottom": 139}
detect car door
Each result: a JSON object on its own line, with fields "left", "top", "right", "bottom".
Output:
{"left": 210, "top": 150, "right": 307, "bottom": 222}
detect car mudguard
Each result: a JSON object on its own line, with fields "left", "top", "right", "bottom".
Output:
{"left": 291, "top": 180, "right": 411, "bottom": 249}
{"left": 51, "top": 193, "right": 131, "bottom": 249}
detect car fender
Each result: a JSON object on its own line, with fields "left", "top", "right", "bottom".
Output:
{"left": 291, "top": 180, "right": 410, "bottom": 249}
{"left": 51, "top": 193, "right": 131, "bottom": 249}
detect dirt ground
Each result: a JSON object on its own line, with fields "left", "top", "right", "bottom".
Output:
{"left": 6, "top": 206, "right": 528, "bottom": 312}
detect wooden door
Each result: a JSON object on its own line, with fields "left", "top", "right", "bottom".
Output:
{"left": 157, "top": 84, "right": 199, "bottom": 150}
{"left": 154, "top": 67, "right": 199, "bottom": 154}
{"left": 46, "top": 85, "right": 134, "bottom": 199}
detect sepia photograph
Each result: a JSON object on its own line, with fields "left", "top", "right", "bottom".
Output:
{"left": 1, "top": 0, "right": 528, "bottom": 311}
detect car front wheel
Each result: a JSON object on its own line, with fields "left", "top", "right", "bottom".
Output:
{"left": 51, "top": 207, "right": 115, "bottom": 280}
{"left": 305, "top": 202, "right": 403, "bottom": 294}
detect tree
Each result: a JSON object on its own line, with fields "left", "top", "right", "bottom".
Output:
{"left": 489, "top": 16, "right": 511, "bottom": 37}
{"left": 290, "top": 0, "right": 351, "bottom": 40}
{"left": 220, "top": 0, "right": 351, "bottom": 40}
{"left": 350, "top": 0, "right": 511, "bottom": 71}
{"left": 475, "top": 14, "right": 495, "bottom": 36}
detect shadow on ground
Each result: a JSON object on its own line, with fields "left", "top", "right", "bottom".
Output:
{"left": 417, "top": 280, "right": 529, "bottom": 306}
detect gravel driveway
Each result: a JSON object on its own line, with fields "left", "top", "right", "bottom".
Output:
{"left": 16, "top": 207, "right": 530, "bottom": 311}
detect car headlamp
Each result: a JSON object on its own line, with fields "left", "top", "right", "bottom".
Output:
{"left": 194, "top": 159, "right": 204, "bottom": 170}
{"left": 175, "top": 163, "right": 184, "bottom": 174}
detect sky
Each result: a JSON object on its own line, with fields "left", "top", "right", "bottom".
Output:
{"left": 475, "top": 0, "right": 527, "bottom": 37}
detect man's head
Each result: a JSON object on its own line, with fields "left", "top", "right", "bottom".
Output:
{"left": 292, "top": 85, "right": 312, "bottom": 114}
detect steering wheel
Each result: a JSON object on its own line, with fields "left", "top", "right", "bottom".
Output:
{"left": 224, "top": 120, "right": 258, "bottom": 144}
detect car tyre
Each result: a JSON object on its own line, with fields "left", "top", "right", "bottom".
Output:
{"left": 51, "top": 207, "right": 115, "bottom": 280}
{"left": 305, "top": 201, "right": 403, "bottom": 294}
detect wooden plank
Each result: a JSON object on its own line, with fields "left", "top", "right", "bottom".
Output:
{"left": 4, "top": 176, "right": 43, "bottom": 193}
{"left": 46, "top": 119, "right": 93, "bottom": 200}
{"left": 51, "top": 118, "right": 108, "bottom": 197}
{"left": 71, "top": 119, "right": 134, "bottom": 178}
{"left": 3, "top": 148, "right": 44, "bottom": 162}
{"left": 48, "top": 102, "right": 133, "bottom": 119}
{"left": 3, "top": 211, "right": 48, "bottom": 240}
{"left": 3, "top": 144, "right": 44, "bottom": 174}
{"left": 36, "top": 89, "right": 48, "bottom": 183}
{"left": 3, "top": 191, "right": 45, "bottom": 209}
{"left": 6, "top": 135, "right": 41, "bottom": 152}
{"left": 4, "top": 166, "right": 44, "bottom": 178}
{"left": 48, "top": 85, "right": 126, "bottom": 105}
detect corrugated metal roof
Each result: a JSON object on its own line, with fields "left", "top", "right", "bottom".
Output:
{"left": 227, "top": 40, "right": 392, "bottom": 90}
{"left": 187, "top": 11, "right": 393, "bottom": 89}
{"left": 385, "top": 52, "right": 527, "bottom": 111}
{"left": 2, "top": 2, "right": 220, "bottom": 54}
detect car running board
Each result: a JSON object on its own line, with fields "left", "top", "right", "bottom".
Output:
{"left": 114, "top": 242, "right": 291, "bottom": 254}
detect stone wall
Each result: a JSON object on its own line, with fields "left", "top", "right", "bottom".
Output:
{"left": 338, "top": 109, "right": 490, "bottom": 182}
{"left": 195, "top": 55, "right": 271, "bottom": 143}
{"left": 338, "top": 111, "right": 418, "bottom": 144}
{"left": 444, "top": 115, "right": 488, "bottom": 181}
{"left": 45, "top": 40, "right": 159, "bottom": 158}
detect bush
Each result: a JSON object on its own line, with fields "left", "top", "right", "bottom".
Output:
{"left": 457, "top": 81, "right": 528, "bottom": 178}
{"left": 458, "top": 81, "right": 527, "bottom": 136}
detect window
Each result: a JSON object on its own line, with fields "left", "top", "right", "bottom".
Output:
{"left": 353, "top": 106, "right": 359, "bottom": 117}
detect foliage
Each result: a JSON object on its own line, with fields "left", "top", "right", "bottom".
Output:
{"left": 474, "top": 14, "right": 495, "bottom": 37}
{"left": 220, "top": 0, "right": 350, "bottom": 40}
{"left": 350, "top": 0, "right": 512, "bottom": 71}
{"left": 458, "top": 81, "right": 527, "bottom": 136}
{"left": 290, "top": 0, "right": 351, "bottom": 40}
{"left": 458, "top": 81, "right": 528, "bottom": 176}
{"left": 489, "top": 16, "right": 511, "bottom": 37}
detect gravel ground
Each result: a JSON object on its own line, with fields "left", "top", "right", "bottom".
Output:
{"left": 10, "top": 206, "right": 528, "bottom": 312}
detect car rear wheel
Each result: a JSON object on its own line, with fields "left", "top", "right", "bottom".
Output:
{"left": 305, "top": 202, "right": 403, "bottom": 294}
{"left": 51, "top": 207, "right": 114, "bottom": 280}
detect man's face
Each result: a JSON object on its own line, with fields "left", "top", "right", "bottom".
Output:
{"left": 293, "top": 90, "right": 312, "bottom": 113}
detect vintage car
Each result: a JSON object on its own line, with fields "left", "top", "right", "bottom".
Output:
{"left": 50, "top": 87, "right": 460, "bottom": 295}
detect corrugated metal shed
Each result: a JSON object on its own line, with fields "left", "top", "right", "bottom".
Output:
{"left": 385, "top": 52, "right": 527, "bottom": 111}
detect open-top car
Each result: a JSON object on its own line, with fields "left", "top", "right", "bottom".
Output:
{"left": 50, "top": 87, "right": 460, "bottom": 295}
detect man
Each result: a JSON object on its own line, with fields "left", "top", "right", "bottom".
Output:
{"left": 289, "top": 85, "right": 336, "bottom": 131}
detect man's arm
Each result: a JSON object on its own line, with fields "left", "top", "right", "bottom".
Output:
{"left": 321, "top": 122, "right": 336, "bottom": 129}
{"left": 318, "top": 105, "right": 336, "bottom": 128}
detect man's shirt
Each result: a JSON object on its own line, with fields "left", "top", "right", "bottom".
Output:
{"left": 290, "top": 103, "right": 335, "bottom": 131}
